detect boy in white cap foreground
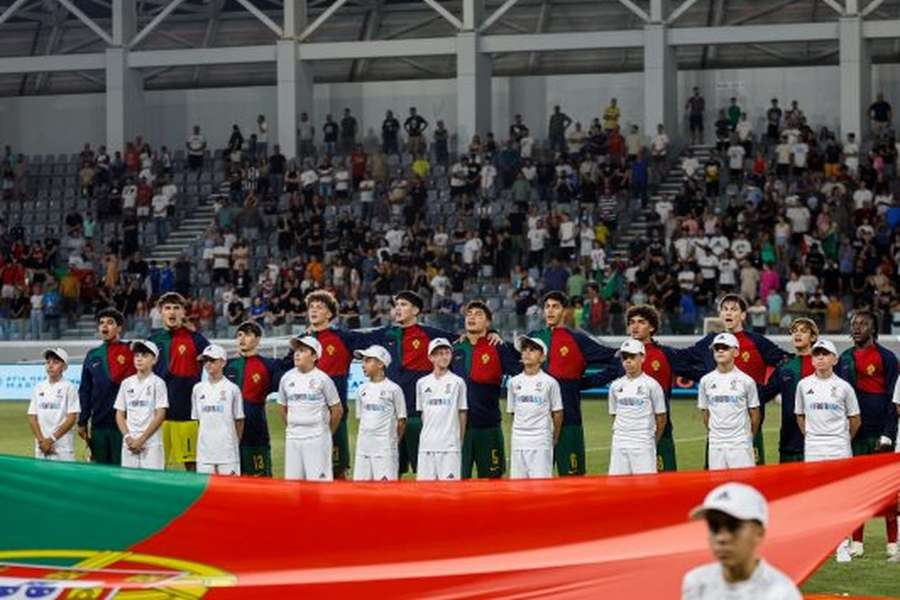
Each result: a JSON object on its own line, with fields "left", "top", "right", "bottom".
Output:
{"left": 278, "top": 335, "right": 342, "bottom": 481}
{"left": 682, "top": 482, "right": 802, "bottom": 599}
{"left": 353, "top": 345, "right": 406, "bottom": 481}
{"left": 607, "top": 339, "right": 667, "bottom": 475}
{"left": 698, "top": 333, "right": 760, "bottom": 470}
{"left": 114, "top": 341, "right": 169, "bottom": 470}
{"left": 192, "top": 344, "right": 245, "bottom": 476}
{"left": 27, "top": 348, "right": 80, "bottom": 461}
{"left": 416, "top": 338, "right": 468, "bottom": 481}
{"left": 507, "top": 336, "right": 563, "bottom": 479}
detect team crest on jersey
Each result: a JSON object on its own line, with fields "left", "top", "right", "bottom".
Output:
{"left": 830, "top": 385, "right": 838, "bottom": 397}
{"left": 616, "top": 387, "right": 623, "bottom": 394}
{"left": 251, "top": 373, "right": 261, "bottom": 384}
{"left": 481, "top": 353, "right": 491, "bottom": 364}
{"left": 514, "top": 383, "right": 522, "bottom": 392}
{"left": 412, "top": 339, "right": 421, "bottom": 350}
{"left": 866, "top": 363, "right": 876, "bottom": 376}
{"left": 116, "top": 355, "right": 126, "bottom": 365}
{"left": 740, "top": 351, "right": 750, "bottom": 363}
{"left": 730, "top": 379, "right": 738, "bottom": 390}
{"left": 536, "top": 381, "right": 544, "bottom": 390}
{"left": 178, "top": 344, "right": 187, "bottom": 355}
{"left": 651, "top": 360, "right": 661, "bottom": 371}
{"left": 637, "top": 385, "right": 644, "bottom": 394}
{"left": 326, "top": 344, "right": 336, "bottom": 356}
{"left": 559, "top": 345, "right": 569, "bottom": 357}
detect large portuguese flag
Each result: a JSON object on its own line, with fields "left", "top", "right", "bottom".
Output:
{"left": 1, "top": 453, "right": 898, "bottom": 599}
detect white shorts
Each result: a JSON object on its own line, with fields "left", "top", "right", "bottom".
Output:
{"left": 197, "top": 461, "right": 241, "bottom": 476}
{"left": 509, "top": 447, "right": 553, "bottom": 479}
{"left": 121, "top": 443, "right": 164, "bottom": 470}
{"left": 34, "top": 447, "right": 75, "bottom": 462}
{"left": 417, "top": 450, "right": 461, "bottom": 481}
{"left": 708, "top": 446, "right": 754, "bottom": 470}
{"left": 353, "top": 452, "right": 399, "bottom": 481}
{"left": 608, "top": 443, "right": 657, "bottom": 476}
{"left": 285, "top": 434, "right": 333, "bottom": 481}
{"left": 805, "top": 442, "right": 851, "bottom": 463}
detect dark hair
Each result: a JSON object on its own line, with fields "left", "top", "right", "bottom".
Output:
{"left": 626, "top": 304, "right": 660, "bottom": 335}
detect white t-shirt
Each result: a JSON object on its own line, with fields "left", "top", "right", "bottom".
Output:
{"left": 727, "top": 145, "right": 746, "bottom": 170}
{"left": 187, "top": 133, "right": 206, "bottom": 155}
{"left": 718, "top": 258, "right": 738, "bottom": 286}
{"left": 775, "top": 143, "right": 792, "bottom": 165}
{"left": 795, "top": 374, "right": 859, "bottom": 453}
{"left": 852, "top": 188, "right": 873, "bottom": 210}
{"left": 507, "top": 370, "right": 563, "bottom": 450}
{"left": 301, "top": 169, "right": 318, "bottom": 188}
{"left": 785, "top": 279, "right": 806, "bottom": 305}
{"left": 335, "top": 169, "right": 351, "bottom": 192}
{"left": 27, "top": 379, "right": 80, "bottom": 455}
{"left": 791, "top": 143, "right": 808, "bottom": 167}
{"left": 736, "top": 120, "right": 752, "bottom": 141}
{"left": 608, "top": 373, "right": 666, "bottom": 449}
{"left": 697, "top": 367, "right": 759, "bottom": 449}
{"left": 462, "top": 237, "right": 483, "bottom": 265}
{"left": 359, "top": 179, "right": 375, "bottom": 203}
{"left": 121, "top": 185, "right": 137, "bottom": 210}
{"left": 152, "top": 193, "right": 169, "bottom": 218}
{"left": 356, "top": 377, "right": 406, "bottom": 456}
{"left": 191, "top": 377, "right": 245, "bottom": 465}
{"left": 527, "top": 228, "right": 548, "bottom": 252}
{"left": 277, "top": 367, "right": 340, "bottom": 439}
{"left": 731, "top": 239, "right": 752, "bottom": 260}
{"left": 212, "top": 245, "right": 230, "bottom": 270}
{"left": 682, "top": 559, "right": 802, "bottom": 600}
{"left": 113, "top": 373, "right": 169, "bottom": 447}
{"left": 559, "top": 221, "right": 576, "bottom": 249}
{"left": 385, "top": 228, "right": 405, "bottom": 254}
{"left": 416, "top": 372, "right": 468, "bottom": 452}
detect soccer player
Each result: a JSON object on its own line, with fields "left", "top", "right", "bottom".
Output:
{"left": 682, "top": 482, "right": 802, "bottom": 599}
{"left": 353, "top": 345, "right": 406, "bottom": 481}
{"left": 837, "top": 309, "right": 898, "bottom": 558}
{"left": 78, "top": 307, "right": 135, "bottom": 465}
{"left": 528, "top": 291, "right": 618, "bottom": 476}
{"left": 278, "top": 335, "right": 343, "bottom": 481}
{"left": 607, "top": 339, "right": 667, "bottom": 476}
{"left": 683, "top": 293, "right": 787, "bottom": 465}
{"left": 114, "top": 341, "right": 169, "bottom": 470}
{"left": 193, "top": 344, "right": 245, "bottom": 476}
{"left": 697, "top": 332, "right": 760, "bottom": 470}
{"left": 28, "top": 348, "right": 79, "bottom": 461}
{"left": 417, "top": 338, "right": 468, "bottom": 481}
{"left": 225, "top": 320, "right": 282, "bottom": 476}
{"left": 452, "top": 300, "right": 521, "bottom": 479}
{"left": 507, "top": 336, "right": 563, "bottom": 479}
{"left": 149, "top": 292, "right": 209, "bottom": 471}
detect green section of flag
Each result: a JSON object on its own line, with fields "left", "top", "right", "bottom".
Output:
{"left": 0, "top": 455, "right": 206, "bottom": 551}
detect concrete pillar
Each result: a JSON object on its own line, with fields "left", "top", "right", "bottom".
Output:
{"left": 276, "top": 40, "right": 314, "bottom": 162}
{"left": 839, "top": 16, "right": 870, "bottom": 141}
{"left": 105, "top": 48, "right": 144, "bottom": 154}
{"left": 456, "top": 31, "right": 492, "bottom": 153}
{"left": 643, "top": 23, "right": 677, "bottom": 140}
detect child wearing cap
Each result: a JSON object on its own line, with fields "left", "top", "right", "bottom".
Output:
{"left": 114, "top": 341, "right": 169, "bottom": 470}
{"left": 192, "top": 344, "right": 245, "bottom": 476}
{"left": 607, "top": 339, "right": 667, "bottom": 476}
{"left": 353, "top": 345, "right": 406, "bottom": 481}
{"left": 27, "top": 348, "right": 80, "bottom": 461}
{"left": 697, "top": 333, "right": 760, "bottom": 470}
{"left": 416, "top": 338, "right": 468, "bottom": 481}
{"left": 278, "top": 336, "right": 343, "bottom": 481}
{"left": 507, "top": 336, "right": 563, "bottom": 479}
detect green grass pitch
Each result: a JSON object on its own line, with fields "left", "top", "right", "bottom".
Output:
{"left": 1, "top": 399, "right": 896, "bottom": 596}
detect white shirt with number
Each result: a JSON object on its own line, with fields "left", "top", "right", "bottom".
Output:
{"left": 682, "top": 559, "right": 802, "bottom": 600}
{"left": 191, "top": 377, "right": 245, "bottom": 465}
{"left": 608, "top": 373, "right": 666, "bottom": 449}
{"left": 356, "top": 378, "right": 406, "bottom": 456}
{"left": 277, "top": 367, "right": 340, "bottom": 440}
{"left": 113, "top": 373, "right": 169, "bottom": 447}
{"left": 507, "top": 370, "right": 562, "bottom": 450}
{"left": 697, "top": 367, "right": 759, "bottom": 449}
{"left": 28, "top": 379, "right": 80, "bottom": 455}
{"left": 416, "top": 372, "right": 468, "bottom": 452}
{"left": 795, "top": 374, "right": 859, "bottom": 455}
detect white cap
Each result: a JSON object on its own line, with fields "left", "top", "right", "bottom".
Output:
{"left": 290, "top": 335, "right": 322, "bottom": 358}
{"left": 353, "top": 345, "right": 392, "bottom": 368}
{"left": 616, "top": 339, "right": 645, "bottom": 357}
{"left": 515, "top": 335, "right": 548, "bottom": 355}
{"left": 427, "top": 337, "right": 453, "bottom": 355}
{"left": 131, "top": 340, "right": 160, "bottom": 357}
{"left": 811, "top": 339, "right": 838, "bottom": 355}
{"left": 709, "top": 332, "right": 740, "bottom": 349}
{"left": 198, "top": 344, "right": 227, "bottom": 361}
{"left": 690, "top": 482, "right": 769, "bottom": 527}
{"left": 43, "top": 347, "right": 69, "bottom": 365}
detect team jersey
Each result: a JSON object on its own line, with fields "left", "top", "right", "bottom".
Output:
{"left": 697, "top": 368, "right": 759, "bottom": 448}
{"left": 838, "top": 343, "right": 898, "bottom": 441}
{"left": 608, "top": 373, "right": 666, "bottom": 449}
{"left": 28, "top": 379, "right": 80, "bottom": 454}
{"left": 895, "top": 390, "right": 900, "bottom": 450}
{"left": 191, "top": 377, "right": 245, "bottom": 465}
{"left": 79, "top": 340, "right": 136, "bottom": 429}
{"left": 277, "top": 367, "right": 340, "bottom": 440}
{"left": 356, "top": 378, "right": 407, "bottom": 456}
{"left": 113, "top": 373, "right": 169, "bottom": 447}
{"left": 507, "top": 370, "right": 563, "bottom": 450}
{"left": 416, "top": 372, "right": 468, "bottom": 452}
{"left": 149, "top": 327, "right": 209, "bottom": 421}
{"left": 795, "top": 374, "right": 859, "bottom": 449}
{"left": 682, "top": 559, "right": 802, "bottom": 600}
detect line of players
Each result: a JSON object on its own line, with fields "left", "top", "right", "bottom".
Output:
{"left": 26, "top": 290, "right": 900, "bottom": 557}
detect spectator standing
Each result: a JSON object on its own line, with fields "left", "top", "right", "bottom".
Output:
{"left": 382, "top": 110, "right": 401, "bottom": 155}
{"left": 298, "top": 111, "right": 315, "bottom": 159}
{"left": 405, "top": 107, "right": 429, "bottom": 156}
{"left": 322, "top": 115, "right": 339, "bottom": 156}
{"left": 686, "top": 87, "right": 706, "bottom": 145}
{"left": 548, "top": 105, "right": 572, "bottom": 154}
{"left": 256, "top": 114, "right": 269, "bottom": 158}
{"left": 185, "top": 125, "right": 206, "bottom": 172}
{"left": 340, "top": 108, "right": 358, "bottom": 155}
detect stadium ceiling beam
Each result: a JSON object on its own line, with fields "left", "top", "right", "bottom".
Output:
{"left": 726, "top": 0, "right": 795, "bottom": 26}
{"left": 55, "top": 0, "right": 113, "bottom": 45}
{"left": 384, "top": 13, "right": 444, "bottom": 38}
{"left": 666, "top": 0, "right": 702, "bottom": 25}
{"left": 527, "top": 0, "right": 549, "bottom": 72}
{"left": 0, "top": 52, "right": 105, "bottom": 74}
{"left": 192, "top": 0, "right": 225, "bottom": 85}
{"left": 302, "top": 36, "right": 455, "bottom": 58}
{"left": 350, "top": 0, "right": 382, "bottom": 81}
{"left": 129, "top": 0, "right": 187, "bottom": 48}
{"left": 298, "top": 0, "right": 351, "bottom": 40}
{"left": 668, "top": 22, "right": 840, "bottom": 45}
{"left": 421, "top": 0, "right": 463, "bottom": 30}
{"left": 234, "top": 0, "right": 284, "bottom": 36}
{"left": 862, "top": 18, "right": 900, "bottom": 36}
{"left": 481, "top": 28, "right": 644, "bottom": 53}
{"left": 35, "top": 19, "right": 65, "bottom": 93}
{"left": 155, "top": 29, "right": 197, "bottom": 48}
{"left": 614, "top": 0, "right": 649, "bottom": 23}
{"left": 861, "top": 0, "right": 884, "bottom": 17}
{"left": 128, "top": 44, "right": 276, "bottom": 67}
{"left": 0, "top": 0, "right": 32, "bottom": 28}
{"left": 819, "top": 0, "right": 845, "bottom": 15}
{"left": 478, "top": 0, "right": 520, "bottom": 33}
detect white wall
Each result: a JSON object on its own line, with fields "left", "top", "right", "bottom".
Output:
{"left": 2, "top": 64, "right": 899, "bottom": 156}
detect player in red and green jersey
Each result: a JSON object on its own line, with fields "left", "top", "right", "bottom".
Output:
{"left": 528, "top": 291, "right": 619, "bottom": 476}
{"left": 836, "top": 309, "right": 898, "bottom": 557}
{"left": 77, "top": 307, "right": 136, "bottom": 465}
{"left": 681, "top": 293, "right": 788, "bottom": 465}
{"left": 224, "top": 320, "right": 283, "bottom": 477}
{"left": 451, "top": 300, "right": 521, "bottom": 479}
{"left": 148, "top": 292, "right": 209, "bottom": 471}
